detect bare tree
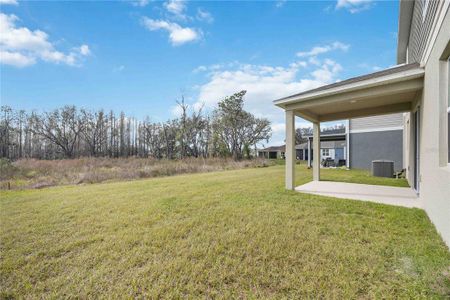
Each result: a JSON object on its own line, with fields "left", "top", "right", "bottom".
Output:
{"left": 31, "top": 106, "right": 83, "bottom": 158}
{"left": 1, "top": 91, "right": 271, "bottom": 161}
{"left": 80, "top": 109, "right": 108, "bottom": 156}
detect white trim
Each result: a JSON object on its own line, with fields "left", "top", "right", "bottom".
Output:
{"left": 397, "top": 0, "right": 415, "bottom": 64}
{"left": 420, "top": 0, "right": 450, "bottom": 66}
{"left": 304, "top": 132, "right": 346, "bottom": 139}
{"left": 414, "top": 108, "right": 420, "bottom": 194}
{"left": 321, "top": 148, "right": 330, "bottom": 156}
{"left": 349, "top": 126, "right": 403, "bottom": 134}
{"left": 406, "top": 46, "right": 409, "bottom": 64}
{"left": 447, "top": 57, "right": 450, "bottom": 165}
{"left": 448, "top": 106, "right": 450, "bottom": 166}
{"left": 421, "top": 0, "right": 429, "bottom": 22}
{"left": 274, "top": 67, "right": 424, "bottom": 107}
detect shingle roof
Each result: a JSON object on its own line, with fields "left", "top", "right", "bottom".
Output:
{"left": 304, "top": 129, "right": 346, "bottom": 138}
{"left": 260, "top": 145, "right": 286, "bottom": 152}
{"left": 274, "top": 63, "right": 420, "bottom": 103}
{"left": 296, "top": 141, "right": 346, "bottom": 149}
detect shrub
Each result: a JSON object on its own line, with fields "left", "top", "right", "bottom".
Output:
{"left": 0, "top": 158, "right": 19, "bottom": 180}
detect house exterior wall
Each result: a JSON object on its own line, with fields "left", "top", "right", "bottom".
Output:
{"left": 350, "top": 130, "right": 403, "bottom": 171}
{"left": 407, "top": 0, "right": 440, "bottom": 63}
{"left": 408, "top": 6, "right": 450, "bottom": 246}
{"left": 348, "top": 113, "right": 404, "bottom": 171}
{"left": 349, "top": 113, "right": 403, "bottom": 132}
{"left": 258, "top": 150, "right": 284, "bottom": 159}
{"left": 336, "top": 147, "right": 345, "bottom": 161}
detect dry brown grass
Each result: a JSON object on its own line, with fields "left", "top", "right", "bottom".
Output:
{"left": 0, "top": 157, "right": 272, "bottom": 190}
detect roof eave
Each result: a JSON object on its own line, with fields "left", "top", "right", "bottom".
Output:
{"left": 273, "top": 65, "right": 424, "bottom": 109}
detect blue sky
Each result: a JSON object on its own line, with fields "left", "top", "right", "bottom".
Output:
{"left": 0, "top": 0, "right": 399, "bottom": 145}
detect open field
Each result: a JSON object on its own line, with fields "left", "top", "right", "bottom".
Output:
{"left": 0, "top": 157, "right": 410, "bottom": 190}
{"left": 1, "top": 164, "right": 449, "bottom": 298}
{"left": 0, "top": 157, "right": 272, "bottom": 190}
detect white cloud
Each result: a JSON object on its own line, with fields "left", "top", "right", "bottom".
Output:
{"left": 142, "top": 1, "right": 212, "bottom": 45}
{"left": 0, "top": 13, "right": 90, "bottom": 67}
{"left": 336, "top": 0, "right": 373, "bottom": 13}
{"left": 171, "top": 104, "right": 183, "bottom": 117}
{"left": 113, "top": 65, "right": 125, "bottom": 72}
{"left": 0, "top": 50, "right": 35, "bottom": 67}
{"left": 171, "top": 98, "right": 204, "bottom": 117}
{"left": 193, "top": 65, "right": 207, "bottom": 73}
{"left": 271, "top": 121, "right": 311, "bottom": 134}
{"left": 358, "top": 63, "right": 382, "bottom": 72}
{"left": 164, "top": 0, "right": 188, "bottom": 20}
{"left": 79, "top": 44, "right": 90, "bottom": 56}
{"left": 196, "top": 8, "right": 213, "bottom": 23}
{"left": 308, "top": 56, "right": 321, "bottom": 66}
{"left": 296, "top": 41, "right": 349, "bottom": 57}
{"left": 0, "top": 0, "right": 18, "bottom": 5}
{"left": 289, "top": 61, "right": 307, "bottom": 69}
{"left": 196, "top": 60, "right": 342, "bottom": 116}
{"left": 271, "top": 122, "right": 285, "bottom": 135}
{"left": 193, "top": 61, "right": 239, "bottom": 73}
{"left": 131, "top": 0, "right": 150, "bottom": 7}
{"left": 275, "top": 0, "right": 287, "bottom": 8}
{"left": 311, "top": 59, "right": 342, "bottom": 82}
{"left": 165, "top": 0, "right": 185, "bottom": 15}
{"left": 40, "top": 49, "right": 76, "bottom": 65}
{"left": 193, "top": 55, "right": 344, "bottom": 145}
{"left": 141, "top": 17, "right": 201, "bottom": 46}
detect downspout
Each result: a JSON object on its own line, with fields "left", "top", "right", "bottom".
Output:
{"left": 307, "top": 137, "right": 311, "bottom": 168}
{"left": 346, "top": 119, "right": 350, "bottom": 169}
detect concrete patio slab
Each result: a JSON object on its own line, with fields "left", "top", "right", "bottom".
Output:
{"left": 296, "top": 181, "right": 422, "bottom": 208}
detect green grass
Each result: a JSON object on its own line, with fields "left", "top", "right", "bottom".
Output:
{"left": 320, "top": 166, "right": 410, "bottom": 187}
{"left": 1, "top": 165, "right": 449, "bottom": 298}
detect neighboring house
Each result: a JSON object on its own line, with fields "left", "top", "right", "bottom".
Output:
{"left": 297, "top": 130, "right": 347, "bottom": 165}
{"left": 300, "top": 113, "right": 404, "bottom": 171}
{"left": 274, "top": 1, "right": 450, "bottom": 246}
{"left": 297, "top": 140, "right": 347, "bottom": 164}
{"left": 258, "top": 145, "right": 285, "bottom": 159}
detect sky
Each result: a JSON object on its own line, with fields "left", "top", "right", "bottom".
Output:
{"left": 0, "top": 0, "right": 399, "bottom": 146}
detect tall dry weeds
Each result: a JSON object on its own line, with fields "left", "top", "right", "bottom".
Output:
{"left": 1, "top": 157, "right": 273, "bottom": 190}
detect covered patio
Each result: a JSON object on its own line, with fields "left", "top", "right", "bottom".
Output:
{"left": 274, "top": 63, "right": 424, "bottom": 205}
{"left": 296, "top": 181, "right": 422, "bottom": 208}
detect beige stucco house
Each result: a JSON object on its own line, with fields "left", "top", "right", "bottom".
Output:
{"left": 274, "top": 0, "right": 450, "bottom": 246}
{"left": 258, "top": 145, "right": 286, "bottom": 159}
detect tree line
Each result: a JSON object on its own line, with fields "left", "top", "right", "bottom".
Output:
{"left": 0, "top": 91, "right": 271, "bottom": 161}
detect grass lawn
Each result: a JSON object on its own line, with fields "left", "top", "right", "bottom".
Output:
{"left": 1, "top": 164, "right": 449, "bottom": 298}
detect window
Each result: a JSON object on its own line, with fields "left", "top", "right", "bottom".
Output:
{"left": 322, "top": 149, "right": 330, "bottom": 157}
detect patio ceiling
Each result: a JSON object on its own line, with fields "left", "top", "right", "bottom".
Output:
{"left": 274, "top": 63, "right": 424, "bottom": 122}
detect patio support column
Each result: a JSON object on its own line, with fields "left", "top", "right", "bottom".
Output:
{"left": 313, "top": 122, "right": 320, "bottom": 181}
{"left": 285, "top": 110, "right": 295, "bottom": 190}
